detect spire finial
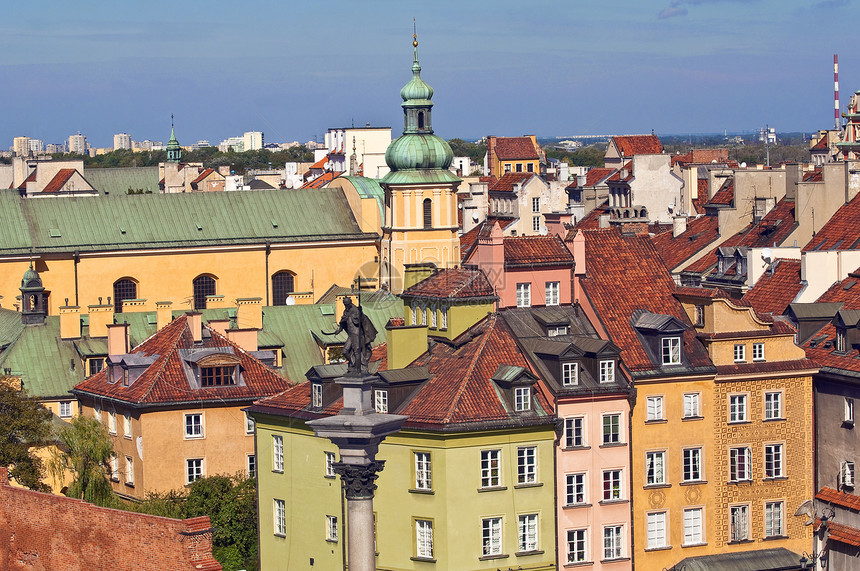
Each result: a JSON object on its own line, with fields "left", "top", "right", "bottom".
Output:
{"left": 171, "top": 113, "right": 174, "bottom": 129}
{"left": 412, "top": 19, "right": 419, "bottom": 63}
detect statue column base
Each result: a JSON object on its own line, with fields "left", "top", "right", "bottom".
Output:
{"left": 333, "top": 461, "right": 384, "bottom": 571}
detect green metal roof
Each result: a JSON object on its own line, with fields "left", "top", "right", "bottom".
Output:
{"left": 0, "top": 188, "right": 377, "bottom": 255}
{"left": 0, "top": 308, "right": 25, "bottom": 349}
{"left": 339, "top": 176, "right": 385, "bottom": 221}
{"left": 82, "top": 167, "right": 159, "bottom": 196}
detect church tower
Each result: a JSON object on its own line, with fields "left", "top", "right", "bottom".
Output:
{"left": 166, "top": 117, "right": 182, "bottom": 163}
{"left": 380, "top": 32, "right": 461, "bottom": 292}
{"left": 20, "top": 263, "right": 47, "bottom": 325}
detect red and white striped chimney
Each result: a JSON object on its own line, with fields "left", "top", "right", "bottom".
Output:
{"left": 835, "top": 54, "right": 840, "bottom": 130}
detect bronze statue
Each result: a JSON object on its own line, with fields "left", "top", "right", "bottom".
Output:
{"left": 325, "top": 297, "right": 377, "bottom": 376}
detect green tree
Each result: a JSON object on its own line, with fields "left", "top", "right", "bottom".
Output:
{"left": 0, "top": 380, "right": 52, "bottom": 491}
{"left": 50, "top": 415, "right": 116, "bottom": 507}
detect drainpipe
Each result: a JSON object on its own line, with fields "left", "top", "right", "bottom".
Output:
{"left": 265, "top": 241, "right": 271, "bottom": 306}
{"left": 73, "top": 250, "right": 80, "bottom": 306}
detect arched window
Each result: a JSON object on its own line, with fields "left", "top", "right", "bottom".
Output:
{"left": 193, "top": 275, "right": 216, "bottom": 310}
{"left": 272, "top": 271, "right": 296, "bottom": 306}
{"left": 418, "top": 111, "right": 425, "bottom": 129}
{"left": 113, "top": 278, "right": 137, "bottom": 313}
{"left": 423, "top": 198, "right": 432, "bottom": 229}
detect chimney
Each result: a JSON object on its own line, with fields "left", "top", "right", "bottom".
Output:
{"left": 577, "top": 174, "right": 587, "bottom": 187}
{"left": 544, "top": 212, "right": 572, "bottom": 238}
{"left": 486, "top": 136, "right": 497, "bottom": 176}
{"left": 106, "top": 323, "right": 129, "bottom": 356}
{"left": 208, "top": 319, "right": 230, "bottom": 336}
{"left": 598, "top": 214, "right": 610, "bottom": 229}
{"left": 236, "top": 297, "right": 263, "bottom": 330}
{"left": 403, "top": 263, "right": 437, "bottom": 291}
{"left": 386, "top": 318, "right": 428, "bottom": 370}
{"left": 187, "top": 312, "right": 202, "bottom": 343}
{"left": 156, "top": 301, "right": 173, "bottom": 330}
{"left": 59, "top": 303, "right": 81, "bottom": 339}
{"left": 88, "top": 299, "right": 114, "bottom": 337}
{"left": 227, "top": 328, "right": 258, "bottom": 352}
{"left": 673, "top": 215, "right": 688, "bottom": 237}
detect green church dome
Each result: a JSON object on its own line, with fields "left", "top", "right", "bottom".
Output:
{"left": 386, "top": 134, "right": 453, "bottom": 171}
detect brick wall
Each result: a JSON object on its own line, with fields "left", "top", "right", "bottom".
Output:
{"left": 0, "top": 468, "right": 222, "bottom": 570}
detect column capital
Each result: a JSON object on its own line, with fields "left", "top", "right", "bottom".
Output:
{"left": 333, "top": 460, "right": 386, "bottom": 500}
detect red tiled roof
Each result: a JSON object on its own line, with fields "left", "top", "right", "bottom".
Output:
{"left": 651, "top": 214, "right": 721, "bottom": 271}
{"left": 42, "top": 168, "right": 77, "bottom": 192}
{"left": 671, "top": 149, "right": 730, "bottom": 166}
{"left": 817, "top": 487, "right": 860, "bottom": 511}
{"left": 580, "top": 228, "right": 713, "bottom": 373}
{"left": 489, "top": 172, "right": 535, "bottom": 192}
{"left": 191, "top": 167, "right": 216, "bottom": 185}
{"left": 504, "top": 235, "right": 574, "bottom": 267}
{"left": 310, "top": 156, "right": 328, "bottom": 170}
{"left": 715, "top": 358, "right": 817, "bottom": 376}
{"left": 691, "top": 179, "right": 709, "bottom": 214}
{"left": 301, "top": 171, "right": 341, "bottom": 189}
{"left": 817, "top": 268, "right": 860, "bottom": 309}
{"left": 494, "top": 137, "right": 539, "bottom": 160}
{"left": 706, "top": 178, "right": 734, "bottom": 206}
{"left": 612, "top": 135, "right": 663, "bottom": 156}
{"left": 253, "top": 315, "right": 554, "bottom": 429}
{"left": 674, "top": 285, "right": 735, "bottom": 300}
{"left": 570, "top": 202, "right": 610, "bottom": 232}
{"left": 803, "top": 168, "right": 823, "bottom": 182}
{"left": 404, "top": 268, "right": 496, "bottom": 299}
{"left": 17, "top": 169, "right": 37, "bottom": 190}
{"left": 804, "top": 192, "right": 860, "bottom": 252}
{"left": 683, "top": 198, "right": 798, "bottom": 275}
{"left": 607, "top": 161, "right": 633, "bottom": 182}
{"left": 803, "top": 322, "right": 860, "bottom": 371}
{"left": 565, "top": 167, "right": 616, "bottom": 189}
{"left": 811, "top": 136, "right": 829, "bottom": 151}
{"left": 73, "top": 315, "right": 292, "bottom": 405}
{"left": 741, "top": 259, "right": 802, "bottom": 316}
{"left": 460, "top": 218, "right": 517, "bottom": 261}
{"left": 826, "top": 521, "right": 860, "bottom": 547}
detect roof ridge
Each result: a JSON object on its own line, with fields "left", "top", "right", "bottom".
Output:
{"left": 133, "top": 316, "right": 189, "bottom": 403}
{"left": 441, "top": 316, "right": 494, "bottom": 423}
{"left": 450, "top": 270, "right": 478, "bottom": 297}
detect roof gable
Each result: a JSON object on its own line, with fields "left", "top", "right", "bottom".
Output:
{"left": 403, "top": 268, "right": 496, "bottom": 299}
{"left": 612, "top": 135, "right": 663, "bottom": 157}
{"left": 493, "top": 137, "right": 539, "bottom": 160}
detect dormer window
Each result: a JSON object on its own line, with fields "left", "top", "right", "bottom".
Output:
{"left": 122, "top": 368, "right": 129, "bottom": 387}
{"left": 548, "top": 325, "right": 568, "bottom": 337}
{"left": 562, "top": 362, "right": 579, "bottom": 386}
{"left": 514, "top": 387, "right": 531, "bottom": 412}
{"left": 201, "top": 366, "right": 236, "bottom": 387}
{"left": 374, "top": 389, "right": 388, "bottom": 413}
{"left": 661, "top": 337, "right": 681, "bottom": 366}
{"left": 312, "top": 383, "right": 322, "bottom": 408}
{"left": 599, "top": 360, "right": 615, "bottom": 383}
{"left": 837, "top": 327, "right": 847, "bottom": 353}
{"left": 694, "top": 305, "right": 705, "bottom": 327}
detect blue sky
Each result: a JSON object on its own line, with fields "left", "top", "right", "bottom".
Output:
{"left": 2, "top": 0, "right": 856, "bottom": 147}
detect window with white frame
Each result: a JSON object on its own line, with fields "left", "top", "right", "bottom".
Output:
{"left": 247, "top": 454, "right": 256, "bottom": 478}
{"left": 729, "top": 447, "right": 751, "bottom": 481}
{"left": 600, "top": 360, "right": 615, "bottom": 383}
{"left": 245, "top": 412, "right": 255, "bottom": 434}
{"left": 482, "top": 517, "right": 503, "bottom": 556}
{"left": 325, "top": 451, "right": 336, "bottom": 478}
{"left": 565, "top": 417, "right": 584, "bottom": 448}
{"left": 94, "top": 405, "right": 102, "bottom": 423}
{"left": 646, "top": 396, "right": 664, "bottom": 421}
{"left": 109, "top": 454, "right": 118, "bottom": 481}
{"left": 545, "top": 281, "right": 560, "bottom": 306}
{"left": 516, "top": 283, "right": 531, "bottom": 308}
{"left": 274, "top": 499, "right": 286, "bottom": 536}
{"left": 532, "top": 197, "right": 540, "bottom": 213}
{"left": 415, "top": 519, "right": 433, "bottom": 559}
{"left": 764, "top": 444, "right": 783, "bottom": 478}
{"left": 514, "top": 387, "right": 531, "bottom": 412}
{"left": 733, "top": 344, "right": 746, "bottom": 362}
{"left": 273, "top": 435, "right": 284, "bottom": 472}
{"left": 415, "top": 452, "right": 431, "bottom": 490}
{"left": 841, "top": 461, "right": 855, "bottom": 488}
{"left": 186, "top": 458, "right": 203, "bottom": 483}
{"left": 374, "top": 389, "right": 388, "bottom": 413}
{"left": 185, "top": 413, "right": 203, "bottom": 438}
{"left": 729, "top": 394, "right": 748, "bottom": 422}
{"left": 312, "top": 383, "right": 322, "bottom": 408}
{"left": 517, "top": 446, "right": 537, "bottom": 484}
{"left": 123, "top": 414, "right": 131, "bottom": 437}
{"left": 419, "top": 305, "right": 426, "bottom": 325}
{"left": 603, "top": 525, "right": 623, "bottom": 560}
{"left": 566, "top": 473, "right": 586, "bottom": 505}
{"left": 108, "top": 411, "right": 117, "bottom": 435}
{"left": 562, "top": 362, "right": 578, "bottom": 386}
{"left": 684, "top": 393, "right": 701, "bottom": 418}
{"left": 646, "top": 451, "right": 666, "bottom": 485}
{"left": 567, "top": 529, "right": 587, "bottom": 563}
{"left": 646, "top": 511, "right": 667, "bottom": 549}
{"left": 532, "top": 216, "right": 541, "bottom": 233}
{"left": 683, "top": 448, "right": 702, "bottom": 482}
{"left": 411, "top": 304, "right": 418, "bottom": 325}
{"left": 765, "top": 501, "right": 783, "bottom": 538}
{"left": 548, "top": 325, "right": 568, "bottom": 336}
{"left": 125, "top": 456, "right": 134, "bottom": 484}
{"left": 837, "top": 327, "right": 848, "bottom": 352}
{"left": 603, "top": 469, "right": 622, "bottom": 500}
{"left": 518, "top": 514, "right": 538, "bottom": 553}
{"left": 694, "top": 304, "right": 705, "bottom": 327}
{"left": 59, "top": 401, "right": 72, "bottom": 418}
{"left": 752, "top": 342, "right": 765, "bottom": 361}
{"left": 440, "top": 307, "right": 448, "bottom": 330}
{"left": 683, "top": 508, "right": 703, "bottom": 545}
{"left": 729, "top": 504, "right": 749, "bottom": 542}
{"left": 602, "top": 413, "right": 621, "bottom": 444}
{"left": 481, "top": 449, "right": 501, "bottom": 488}
{"left": 430, "top": 306, "right": 437, "bottom": 328}
{"left": 662, "top": 337, "right": 681, "bottom": 365}
{"left": 764, "top": 392, "right": 782, "bottom": 420}
{"left": 326, "top": 515, "right": 338, "bottom": 542}
{"left": 846, "top": 398, "right": 855, "bottom": 424}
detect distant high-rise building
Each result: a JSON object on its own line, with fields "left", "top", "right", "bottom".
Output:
{"left": 13, "top": 137, "right": 30, "bottom": 157}
{"left": 113, "top": 133, "right": 132, "bottom": 150}
{"left": 243, "top": 131, "right": 264, "bottom": 151}
{"left": 68, "top": 133, "right": 87, "bottom": 155}
{"left": 28, "top": 139, "right": 44, "bottom": 154}
{"left": 45, "top": 143, "right": 65, "bottom": 154}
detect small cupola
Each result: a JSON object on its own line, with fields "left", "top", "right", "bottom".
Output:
{"left": 20, "top": 262, "right": 47, "bottom": 325}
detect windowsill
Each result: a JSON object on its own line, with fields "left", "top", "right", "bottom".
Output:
{"left": 324, "top": 475, "right": 336, "bottom": 480}
{"left": 562, "top": 446, "right": 591, "bottom": 452}
{"left": 124, "top": 482, "right": 134, "bottom": 488}
{"left": 599, "top": 442, "right": 626, "bottom": 448}
{"left": 843, "top": 421, "right": 855, "bottom": 429}
{"left": 409, "top": 488, "right": 435, "bottom": 495}
{"left": 514, "top": 482, "right": 543, "bottom": 489}
{"left": 601, "top": 557, "right": 630, "bottom": 563}
{"left": 109, "top": 432, "right": 117, "bottom": 436}
{"left": 644, "top": 483, "right": 671, "bottom": 489}
{"left": 734, "top": 360, "right": 747, "bottom": 364}
{"left": 763, "top": 476, "right": 788, "bottom": 482}
{"left": 516, "top": 549, "right": 544, "bottom": 557}
{"left": 682, "top": 415, "right": 704, "bottom": 421}
{"left": 563, "top": 503, "right": 592, "bottom": 509}
{"left": 727, "top": 420, "right": 751, "bottom": 425}
{"left": 563, "top": 561, "right": 593, "bottom": 568}
{"left": 477, "top": 486, "right": 507, "bottom": 493}
{"left": 273, "top": 470, "right": 284, "bottom": 474}
{"left": 123, "top": 435, "right": 132, "bottom": 440}
{"left": 599, "top": 499, "right": 628, "bottom": 505}
{"left": 110, "top": 477, "right": 119, "bottom": 483}
{"left": 644, "top": 545, "right": 672, "bottom": 552}
{"left": 682, "top": 542, "right": 708, "bottom": 548}
{"left": 728, "top": 479, "right": 753, "bottom": 485}
{"left": 325, "top": 539, "right": 338, "bottom": 544}
{"left": 753, "top": 358, "right": 766, "bottom": 363}
{"left": 680, "top": 480, "right": 707, "bottom": 486}
{"left": 762, "top": 418, "right": 785, "bottom": 423}
{"left": 184, "top": 436, "right": 204, "bottom": 440}
{"left": 762, "top": 535, "right": 789, "bottom": 541}
{"left": 727, "top": 539, "right": 754, "bottom": 545}
{"left": 274, "top": 533, "right": 286, "bottom": 538}
{"left": 645, "top": 419, "right": 668, "bottom": 425}
{"left": 478, "top": 553, "right": 509, "bottom": 561}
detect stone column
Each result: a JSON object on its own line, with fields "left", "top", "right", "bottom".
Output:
{"left": 333, "top": 460, "right": 385, "bottom": 571}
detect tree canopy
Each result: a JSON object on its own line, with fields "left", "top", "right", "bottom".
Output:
{"left": 0, "top": 380, "right": 53, "bottom": 491}
{"left": 50, "top": 415, "right": 116, "bottom": 506}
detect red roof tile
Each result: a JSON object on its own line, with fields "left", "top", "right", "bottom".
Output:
{"left": 580, "top": 228, "right": 713, "bottom": 374}
{"left": 569, "top": 202, "right": 610, "bottom": 232}
{"left": 607, "top": 161, "right": 633, "bottom": 182}
{"left": 404, "top": 268, "right": 496, "bottom": 299}
{"left": 803, "top": 168, "right": 823, "bottom": 182}
{"left": 17, "top": 169, "right": 37, "bottom": 190}
{"left": 310, "top": 156, "right": 328, "bottom": 170}
{"left": 493, "top": 137, "right": 540, "bottom": 160}
{"left": 826, "top": 521, "right": 860, "bottom": 547}
{"left": 651, "top": 214, "right": 721, "bottom": 271}
{"left": 715, "top": 358, "right": 817, "bottom": 376}
{"left": 706, "top": 178, "right": 734, "bottom": 206}
{"left": 489, "top": 172, "right": 536, "bottom": 192}
{"left": 191, "top": 167, "right": 216, "bottom": 185}
{"left": 811, "top": 136, "right": 829, "bottom": 151}
{"left": 671, "top": 149, "right": 730, "bottom": 166}
{"left": 816, "top": 268, "right": 860, "bottom": 309}
{"left": 460, "top": 218, "right": 517, "bottom": 261}
{"left": 73, "top": 314, "right": 292, "bottom": 405}
{"left": 504, "top": 235, "right": 574, "bottom": 267}
{"left": 817, "top": 487, "right": 860, "bottom": 511}
{"left": 301, "top": 171, "right": 341, "bottom": 189}
{"left": 612, "top": 135, "right": 663, "bottom": 156}
{"left": 741, "top": 259, "right": 802, "bottom": 316}
{"left": 565, "top": 167, "right": 616, "bottom": 189}
{"left": 803, "top": 322, "right": 860, "bottom": 371}
{"left": 804, "top": 192, "right": 860, "bottom": 252}
{"left": 42, "top": 168, "right": 77, "bottom": 193}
